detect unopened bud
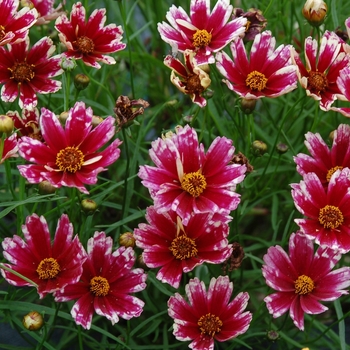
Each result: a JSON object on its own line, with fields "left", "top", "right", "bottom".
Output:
{"left": 329, "top": 130, "right": 335, "bottom": 143}
{"left": 74, "top": 74, "right": 90, "bottom": 91}
{"left": 60, "top": 57, "right": 77, "bottom": 71}
{"left": 240, "top": 98, "right": 257, "bottom": 114}
{"left": 58, "top": 111, "right": 69, "bottom": 126}
{"left": 276, "top": 142, "right": 288, "bottom": 154}
{"left": 23, "top": 311, "right": 44, "bottom": 331}
{"left": 119, "top": 232, "right": 136, "bottom": 248}
{"left": 92, "top": 116, "right": 103, "bottom": 128}
{"left": 0, "top": 115, "right": 14, "bottom": 136}
{"left": 266, "top": 330, "right": 279, "bottom": 341}
{"left": 81, "top": 199, "right": 98, "bottom": 215}
{"left": 302, "top": 0, "right": 327, "bottom": 27}
{"left": 251, "top": 140, "right": 267, "bottom": 156}
{"left": 38, "top": 181, "right": 57, "bottom": 195}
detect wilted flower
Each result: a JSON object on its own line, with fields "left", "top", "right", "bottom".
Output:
{"left": 302, "top": 0, "right": 327, "bottom": 27}
{"left": 230, "top": 152, "right": 254, "bottom": 173}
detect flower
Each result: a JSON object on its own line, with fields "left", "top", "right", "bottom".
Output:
{"left": 0, "top": 0, "right": 38, "bottom": 46}
{"left": 0, "top": 36, "right": 63, "bottom": 109}
{"left": 294, "top": 124, "right": 350, "bottom": 187}
{"left": 216, "top": 31, "right": 297, "bottom": 99}
{"left": 54, "top": 232, "right": 147, "bottom": 330}
{"left": 164, "top": 50, "right": 211, "bottom": 108}
{"left": 331, "top": 66, "right": 350, "bottom": 117}
{"left": 138, "top": 125, "right": 246, "bottom": 225}
{"left": 8, "top": 108, "right": 42, "bottom": 140}
{"left": 302, "top": 0, "right": 328, "bottom": 27}
{"left": 157, "top": 0, "right": 247, "bottom": 65}
{"left": 55, "top": 2, "right": 126, "bottom": 69}
{"left": 134, "top": 206, "right": 232, "bottom": 288}
{"left": 291, "top": 168, "right": 350, "bottom": 253}
{"left": 1, "top": 133, "right": 18, "bottom": 163}
{"left": 18, "top": 101, "right": 122, "bottom": 194}
{"left": 291, "top": 31, "right": 350, "bottom": 111}
{"left": 168, "top": 276, "right": 252, "bottom": 350}
{"left": 262, "top": 232, "right": 350, "bottom": 330}
{"left": 1, "top": 214, "right": 86, "bottom": 299}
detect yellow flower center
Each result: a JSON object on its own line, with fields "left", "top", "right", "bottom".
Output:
{"left": 181, "top": 171, "right": 207, "bottom": 197}
{"left": 326, "top": 166, "right": 343, "bottom": 182}
{"left": 192, "top": 29, "right": 212, "bottom": 48}
{"left": 75, "top": 36, "right": 95, "bottom": 54}
{"left": 36, "top": 257, "right": 61, "bottom": 279}
{"left": 56, "top": 146, "right": 84, "bottom": 173}
{"left": 294, "top": 275, "right": 314, "bottom": 295}
{"left": 245, "top": 70, "right": 268, "bottom": 91}
{"left": 308, "top": 70, "right": 328, "bottom": 95}
{"left": 198, "top": 313, "right": 223, "bottom": 338}
{"left": 0, "top": 25, "right": 5, "bottom": 41}
{"left": 169, "top": 234, "right": 198, "bottom": 260}
{"left": 319, "top": 205, "right": 344, "bottom": 229}
{"left": 90, "top": 276, "right": 110, "bottom": 297}
{"left": 9, "top": 61, "right": 35, "bottom": 83}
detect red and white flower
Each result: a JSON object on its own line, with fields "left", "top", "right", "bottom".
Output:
{"left": 291, "top": 168, "right": 350, "bottom": 253}
{"left": 1, "top": 214, "right": 86, "bottom": 299}
{"left": 18, "top": 101, "right": 122, "bottom": 194}
{"left": 294, "top": 124, "right": 350, "bottom": 187}
{"left": 158, "top": 0, "right": 247, "bottom": 65}
{"left": 291, "top": 30, "right": 350, "bottom": 111}
{"left": 134, "top": 206, "right": 232, "bottom": 289}
{"left": 168, "top": 276, "right": 252, "bottom": 350}
{"left": 331, "top": 66, "right": 350, "bottom": 117}
{"left": 138, "top": 125, "right": 246, "bottom": 225}
{"left": 8, "top": 107, "right": 42, "bottom": 140}
{"left": 0, "top": 133, "right": 18, "bottom": 163}
{"left": 0, "top": 37, "right": 63, "bottom": 109}
{"left": 0, "top": 0, "right": 38, "bottom": 46}
{"left": 54, "top": 232, "right": 147, "bottom": 330}
{"left": 262, "top": 232, "right": 350, "bottom": 331}
{"left": 55, "top": 2, "right": 126, "bottom": 69}
{"left": 164, "top": 50, "right": 211, "bottom": 107}
{"left": 216, "top": 30, "right": 297, "bottom": 99}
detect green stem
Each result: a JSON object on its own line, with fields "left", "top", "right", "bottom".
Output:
{"left": 120, "top": 128, "right": 130, "bottom": 225}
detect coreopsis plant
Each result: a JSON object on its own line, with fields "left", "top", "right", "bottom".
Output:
{"left": 23, "top": 0, "right": 66, "bottom": 26}
{"left": 0, "top": 133, "right": 18, "bottom": 163}
{"left": 7, "top": 108, "right": 42, "bottom": 140}
{"left": 262, "top": 232, "right": 350, "bottom": 330}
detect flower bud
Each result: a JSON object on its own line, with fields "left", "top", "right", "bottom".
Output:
{"left": 81, "top": 199, "right": 98, "bottom": 215}
{"left": 266, "top": 330, "right": 279, "bottom": 341}
{"left": 60, "top": 57, "right": 77, "bottom": 71}
{"left": 58, "top": 111, "right": 69, "bottom": 126}
{"left": 92, "top": 115, "right": 103, "bottom": 128}
{"left": 74, "top": 74, "right": 90, "bottom": 91}
{"left": 276, "top": 142, "right": 288, "bottom": 154}
{"left": 38, "top": 181, "right": 57, "bottom": 195}
{"left": 240, "top": 98, "right": 257, "bottom": 114}
{"left": 119, "top": 232, "right": 136, "bottom": 248}
{"left": 302, "top": 0, "right": 327, "bottom": 27}
{"left": 251, "top": 140, "right": 267, "bottom": 156}
{"left": 329, "top": 130, "right": 335, "bottom": 143}
{"left": 23, "top": 311, "right": 44, "bottom": 331}
{"left": 0, "top": 115, "right": 14, "bottom": 136}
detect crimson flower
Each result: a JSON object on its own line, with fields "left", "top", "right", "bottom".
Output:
{"left": 164, "top": 50, "right": 211, "bottom": 108}
{"left": 55, "top": 2, "right": 126, "bottom": 69}
{"left": 23, "top": 0, "right": 66, "bottom": 26}
{"left": 291, "top": 30, "right": 350, "bottom": 111}
{"left": 1, "top": 133, "right": 18, "bottom": 163}
{"left": 291, "top": 168, "right": 350, "bottom": 253}
{"left": 0, "top": 0, "right": 38, "bottom": 46}
{"left": 18, "top": 101, "right": 122, "bottom": 194}
{"left": 262, "top": 232, "right": 350, "bottom": 331}
{"left": 294, "top": 124, "right": 350, "bottom": 187}
{"left": 54, "top": 232, "right": 147, "bottom": 330}
{"left": 168, "top": 276, "right": 252, "bottom": 350}
{"left": 1, "top": 214, "right": 86, "bottom": 299}
{"left": 134, "top": 206, "right": 232, "bottom": 289}
{"left": 138, "top": 125, "right": 246, "bottom": 225}
{"left": 0, "top": 36, "right": 63, "bottom": 109}
{"left": 331, "top": 66, "right": 350, "bottom": 117}
{"left": 157, "top": 0, "right": 247, "bottom": 65}
{"left": 8, "top": 108, "right": 42, "bottom": 140}
{"left": 216, "top": 30, "right": 297, "bottom": 99}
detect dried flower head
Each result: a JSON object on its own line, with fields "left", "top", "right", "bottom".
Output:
{"left": 222, "top": 242, "right": 245, "bottom": 273}
{"left": 233, "top": 8, "right": 267, "bottom": 41}
{"left": 230, "top": 152, "right": 254, "bottom": 173}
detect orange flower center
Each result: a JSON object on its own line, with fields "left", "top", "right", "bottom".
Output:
{"left": 56, "top": 146, "right": 84, "bottom": 173}
{"left": 326, "top": 166, "right": 343, "bottom": 182}
{"left": 245, "top": 70, "right": 268, "bottom": 91}
{"left": 90, "top": 276, "right": 110, "bottom": 297}
{"left": 198, "top": 313, "right": 223, "bottom": 337}
{"left": 9, "top": 61, "right": 35, "bottom": 83}
{"left": 36, "top": 257, "right": 61, "bottom": 279}
{"left": 75, "top": 36, "right": 95, "bottom": 54}
{"left": 169, "top": 234, "right": 198, "bottom": 260}
{"left": 308, "top": 70, "right": 328, "bottom": 94}
{"left": 318, "top": 205, "right": 344, "bottom": 229}
{"left": 192, "top": 29, "right": 212, "bottom": 48}
{"left": 294, "top": 275, "right": 314, "bottom": 295}
{"left": 181, "top": 171, "right": 207, "bottom": 197}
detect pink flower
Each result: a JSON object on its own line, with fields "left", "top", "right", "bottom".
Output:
{"left": 134, "top": 206, "right": 232, "bottom": 289}
{"left": 55, "top": 2, "right": 126, "bottom": 69}
{"left": 294, "top": 124, "right": 350, "bottom": 187}
{"left": 331, "top": 66, "right": 350, "bottom": 117}
{"left": 262, "top": 232, "right": 350, "bottom": 331}
{"left": 8, "top": 108, "right": 42, "bottom": 140}
{"left": 18, "top": 101, "right": 122, "bottom": 194}
{"left": 168, "top": 276, "right": 252, "bottom": 350}
{"left": 0, "top": 133, "right": 18, "bottom": 163}
{"left": 157, "top": 0, "right": 247, "bottom": 65}
{"left": 164, "top": 50, "right": 211, "bottom": 107}
{"left": 0, "top": 0, "right": 38, "bottom": 46}
{"left": 138, "top": 125, "right": 246, "bottom": 225}
{"left": 54, "top": 232, "right": 147, "bottom": 330}
{"left": 0, "top": 37, "right": 63, "bottom": 109}
{"left": 291, "top": 31, "right": 350, "bottom": 111}
{"left": 291, "top": 168, "right": 350, "bottom": 253}
{"left": 216, "top": 31, "right": 297, "bottom": 99}
{"left": 23, "top": 0, "right": 66, "bottom": 26}
{"left": 1, "top": 214, "right": 86, "bottom": 299}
